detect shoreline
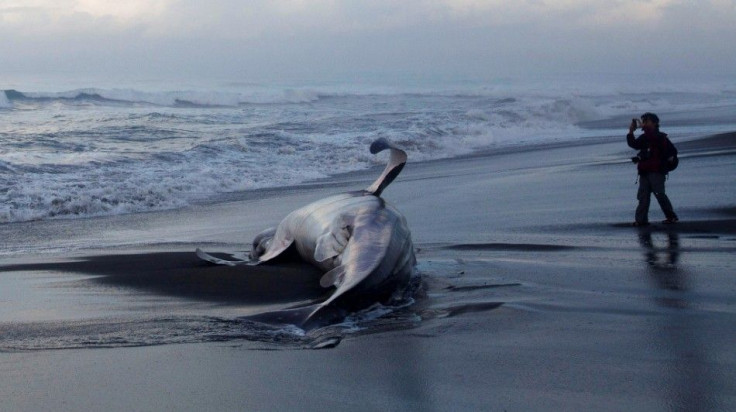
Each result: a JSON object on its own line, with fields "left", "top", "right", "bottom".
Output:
{"left": 2, "top": 128, "right": 735, "bottom": 410}
{"left": 2, "top": 130, "right": 733, "bottom": 236}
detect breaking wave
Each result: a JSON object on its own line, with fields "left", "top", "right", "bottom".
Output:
{"left": 3, "top": 87, "right": 323, "bottom": 107}
{"left": 2, "top": 78, "right": 735, "bottom": 224}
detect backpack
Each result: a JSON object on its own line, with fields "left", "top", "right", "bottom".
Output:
{"left": 662, "top": 136, "right": 679, "bottom": 172}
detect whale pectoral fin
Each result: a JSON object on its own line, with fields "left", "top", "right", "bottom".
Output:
{"left": 314, "top": 216, "right": 353, "bottom": 263}
{"left": 323, "top": 211, "right": 397, "bottom": 298}
{"left": 319, "top": 265, "right": 346, "bottom": 288}
{"left": 344, "top": 215, "right": 392, "bottom": 280}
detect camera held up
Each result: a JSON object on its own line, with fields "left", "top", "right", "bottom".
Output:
{"left": 631, "top": 148, "right": 650, "bottom": 164}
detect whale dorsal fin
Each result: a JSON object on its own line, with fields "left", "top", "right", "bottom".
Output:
{"left": 365, "top": 138, "right": 407, "bottom": 197}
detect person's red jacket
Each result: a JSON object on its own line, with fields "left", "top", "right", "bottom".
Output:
{"left": 627, "top": 131, "right": 669, "bottom": 174}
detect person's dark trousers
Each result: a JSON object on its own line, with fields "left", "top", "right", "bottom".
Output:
{"left": 636, "top": 172, "right": 677, "bottom": 224}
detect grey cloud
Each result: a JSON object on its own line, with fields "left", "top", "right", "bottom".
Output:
{"left": 1, "top": 1, "right": 734, "bottom": 83}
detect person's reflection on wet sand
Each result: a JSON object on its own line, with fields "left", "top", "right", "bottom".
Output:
{"left": 638, "top": 229, "right": 684, "bottom": 308}
{"left": 637, "top": 228, "right": 716, "bottom": 410}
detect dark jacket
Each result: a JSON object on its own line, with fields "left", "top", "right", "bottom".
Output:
{"left": 627, "top": 130, "right": 670, "bottom": 174}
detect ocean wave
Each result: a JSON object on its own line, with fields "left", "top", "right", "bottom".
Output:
{"left": 0, "top": 90, "right": 11, "bottom": 108}
{"left": 4, "top": 79, "right": 735, "bottom": 112}
{"left": 2, "top": 81, "right": 735, "bottom": 224}
{"left": 3, "top": 87, "right": 324, "bottom": 108}
{"left": 0, "top": 119, "right": 575, "bottom": 225}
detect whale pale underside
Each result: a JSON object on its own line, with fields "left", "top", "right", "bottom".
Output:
{"left": 246, "top": 138, "right": 417, "bottom": 328}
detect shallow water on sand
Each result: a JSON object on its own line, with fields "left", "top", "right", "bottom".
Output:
{"left": 2, "top": 134, "right": 736, "bottom": 354}
{"left": 0, "top": 249, "right": 426, "bottom": 351}
{"left": 2, "top": 222, "right": 734, "bottom": 352}
{"left": 1, "top": 133, "right": 736, "bottom": 410}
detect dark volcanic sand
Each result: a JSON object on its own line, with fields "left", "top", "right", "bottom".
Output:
{"left": 1, "top": 131, "right": 735, "bottom": 411}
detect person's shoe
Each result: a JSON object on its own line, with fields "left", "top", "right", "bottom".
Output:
{"left": 632, "top": 221, "right": 650, "bottom": 227}
{"left": 662, "top": 217, "right": 679, "bottom": 224}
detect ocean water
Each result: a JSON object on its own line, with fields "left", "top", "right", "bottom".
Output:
{"left": 2, "top": 74, "right": 735, "bottom": 353}
{"left": 2, "top": 75, "right": 735, "bottom": 224}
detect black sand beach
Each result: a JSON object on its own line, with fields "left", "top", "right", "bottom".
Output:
{"left": 2, "top": 132, "right": 736, "bottom": 410}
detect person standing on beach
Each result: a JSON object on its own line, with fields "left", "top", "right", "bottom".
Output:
{"left": 627, "top": 112, "right": 679, "bottom": 226}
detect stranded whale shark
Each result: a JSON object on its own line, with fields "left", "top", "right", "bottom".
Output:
{"left": 197, "top": 138, "right": 416, "bottom": 328}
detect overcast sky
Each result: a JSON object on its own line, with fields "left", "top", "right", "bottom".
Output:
{"left": 1, "top": 0, "right": 735, "bottom": 84}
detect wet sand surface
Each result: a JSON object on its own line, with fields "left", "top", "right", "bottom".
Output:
{"left": 1, "top": 132, "right": 735, "bottom": 410}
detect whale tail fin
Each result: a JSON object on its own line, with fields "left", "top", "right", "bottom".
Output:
{"left": 366, "top": 138, "right": 407, "bottom": 197}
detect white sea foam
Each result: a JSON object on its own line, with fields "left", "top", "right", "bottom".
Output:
{"left": 0, "top": 91, "right": 11, "bottom": 108}
{"left": 1, "top": 76, "right": 735, "bottom": 224}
